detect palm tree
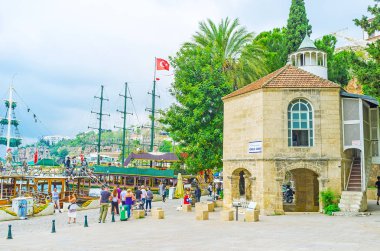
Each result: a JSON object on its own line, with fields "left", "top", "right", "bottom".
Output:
{"left": 184, "top": 17, "right": 268, "bottom": 89}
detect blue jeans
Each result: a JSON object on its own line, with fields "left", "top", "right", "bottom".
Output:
{"left": 125, "top": 205, "right": 131, "bottom": 218}
{"left": 146, "top": 199, "right": 152, "bottom": 210}
{"left": 141, "top": 198, "right": 146, "bottom": 209}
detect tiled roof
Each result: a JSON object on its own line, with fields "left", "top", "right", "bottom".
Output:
{"left": 223, "top": 65, "right": 340, "bottom": 100}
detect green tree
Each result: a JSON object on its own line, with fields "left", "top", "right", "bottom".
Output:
{"left": 353, "top": 0, "right": 380, "bottom": 100}
{"left": 161, "top": 45, "right": 232, "bottom": 173}
{"left": 159, "top": 140, "right": 173, "bottom": 153}
{"left": 315, "top": 35, "right": 357, "bottom": 86}
{"left": 286, "top": 0, "right": 312, "bottom": 54}
{"left": 184, "top": 17, "right": 267, "bottom": 89}
{"left": 58, "top": 148, "right": 69, "bottom": 159}
{"left": 252, "top": 28, "right": 288, "bottom": 72}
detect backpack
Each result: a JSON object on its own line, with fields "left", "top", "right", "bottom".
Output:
{"left": 147, "top": 190, "right": 154, "bottom": 200}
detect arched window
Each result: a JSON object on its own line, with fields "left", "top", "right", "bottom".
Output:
{"left": 288, "top": 99, "right": 313, "bottom": 147}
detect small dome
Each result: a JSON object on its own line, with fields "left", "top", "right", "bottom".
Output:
{"left": 297, "top": 35, "right": 317, "bottom": 51}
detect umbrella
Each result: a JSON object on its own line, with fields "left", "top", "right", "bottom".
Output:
{"left": 175, "top": 173, "right": 184, "bottom": 199}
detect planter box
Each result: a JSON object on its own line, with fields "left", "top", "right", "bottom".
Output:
{"left": 34, "top": 204, "right": 54, "bottom": 217}
{"left": 78, "top": 200, "right": 100, "bottom": 211}
{"left": 0, "top": 209, "right": 18, "bottom": 221}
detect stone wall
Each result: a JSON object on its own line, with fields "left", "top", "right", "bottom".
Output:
{"left": 223, "top": 87, "right": 344, "bottom": 214}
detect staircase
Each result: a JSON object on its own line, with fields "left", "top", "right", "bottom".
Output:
{"left": 338, "top": 191, "right": 365, "bottom": 212}
{"left": 338, "top": 158, "right": 365, "bottom": 213}
{"left": 347, "top": 158, "right": 361, "bottom": 191}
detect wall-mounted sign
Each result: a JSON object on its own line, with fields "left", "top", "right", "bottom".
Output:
{"left": 248, "top": 141, "right": 262, "bottom": 153}
{"left": 352, "top": 140, "right": 361, "bottom": 146}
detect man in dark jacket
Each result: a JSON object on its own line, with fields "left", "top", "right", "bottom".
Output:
{"left": 195, "top": 186, "right": 201, "bottom": 202}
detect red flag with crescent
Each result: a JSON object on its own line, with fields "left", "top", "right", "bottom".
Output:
{"left": 156, "top": 58, "right": 170, "bottom": 71}
{"left": 34, "top": 149, "right": 38, "bottom": 164}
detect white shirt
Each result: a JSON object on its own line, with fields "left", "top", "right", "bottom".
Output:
{"left": 141, "top": 189, "right": 147, "bottom": 199}
{"left": 120, "top": 190, "right": 127, "bottom": 201}
{"left": 52, "top": 191, "right": 59, "bottom": 200}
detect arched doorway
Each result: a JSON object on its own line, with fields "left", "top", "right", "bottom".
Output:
{"left": 283, "top": 168, "right": 319, "bottom": 212}
{"left": 231, "top": 168, "right": 252, "bottom": 201}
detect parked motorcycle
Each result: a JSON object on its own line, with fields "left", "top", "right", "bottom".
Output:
{"left": 283, "top": 185, "right": 294, "bottom": 204}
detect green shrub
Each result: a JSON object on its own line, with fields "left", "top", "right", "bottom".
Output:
{"left": 324, "top": 204, "right": 340, "bottom": 216}
{"left": 321, "top": 189, "right": 335, "bottom": 207}
{"left": 320, "top": 189, "right": 340, "bottom": 215}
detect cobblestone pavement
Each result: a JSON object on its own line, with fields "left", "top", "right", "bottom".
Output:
{"left": 1, "top": 198, "right": 380, "bottom": 251}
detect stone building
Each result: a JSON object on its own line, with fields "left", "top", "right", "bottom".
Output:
{"left": 222, "top": 36, "right": 380, "bottom": 215}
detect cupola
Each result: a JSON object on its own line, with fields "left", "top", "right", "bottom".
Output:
{"left": 288, "top": 35, "right": 328, "bottom": 79}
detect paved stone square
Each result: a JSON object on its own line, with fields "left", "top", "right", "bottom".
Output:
{"left": 1, "top": 198, "right": 380, "bottom": 251}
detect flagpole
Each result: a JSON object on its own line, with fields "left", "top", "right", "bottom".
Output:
{"left": 149, "top": 57, "right": 157, "bottom": 152}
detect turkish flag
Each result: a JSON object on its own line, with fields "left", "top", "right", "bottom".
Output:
{"left": 156, "top": 58, "right": 170, "bottom": 71}
{"left": 34, "top": 149, "right": 38, "bottom": 164}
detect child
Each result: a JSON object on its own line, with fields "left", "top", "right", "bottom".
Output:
{"left": 68, "top": 195, "right": 78, "bottom": 224}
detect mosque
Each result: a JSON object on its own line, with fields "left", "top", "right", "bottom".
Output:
{"left": 222, "top": 35, "right": 380, "bottom": 214}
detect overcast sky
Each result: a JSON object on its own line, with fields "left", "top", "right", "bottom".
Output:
{"left": 0, "top": 0, "right": 374, "bottom": 144}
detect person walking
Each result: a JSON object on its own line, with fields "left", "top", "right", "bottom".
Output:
{"left": 159, "top": 182, "right": 164, "bottom": 196}
{"left": 116, "top": 185, "right": 121, "bottom": 200}
{"left": 98, "top": 186, "right": 111, "bottom": 223}
{"left": 207, "top": 184, "right": 212, "bottom": 197}
{"left": 146, "top": 187, "right": 153, "bottom": 212}
{"left": 120, "top": 187, "right": 127, "bottom": 206}
{"left": 194, "top": 186, "right": 201, "bottom": 203}
{"left": 67, "top": 195, "right": 77, "bottom": 224}
{"left": 52, "top": 187, "right": 62, "bottom": 213}
{"left": 124, "top": 189, "right": 135, "bottom": 218}
{"left": 140, "top": 185, "right": 147, "bottom": 210}
{"left": 163, "top": 185, "right": 169, "bottom": 202}
{"left": 111, "top": 188, "right": 120, "bottom": 215}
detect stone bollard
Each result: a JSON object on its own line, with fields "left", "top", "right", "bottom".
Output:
{"left": 51, "top": 220, "right": 56, "bottom": 233}
{"left": 183, "top": 204, "right": 192, "bottom": 212}
{"left": 133, "top": 210, "right": 145, "bottom": 219}
{"left": 220, "top": 210, "right": 234, "bottom": 221}
{"left": 152, "top": 209, "right": 165, "bottom": 219}
{"left": 7, "top": 225, "right": 12, "bottom": 239}
{"left": 84, "top": 215, "right": 89, "bottom": 227}
{"left": 244, "top": 209, "right": 260, "bottom": 222}
{"left": 196, "top": 210, "right": 209, "bottom": 220}
{"left": 214, "top": 200, "right": 223, "bottom": 208}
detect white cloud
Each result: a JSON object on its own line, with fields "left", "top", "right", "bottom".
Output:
{"left": 0, "top": 0, "right": 374, "bottom": 141}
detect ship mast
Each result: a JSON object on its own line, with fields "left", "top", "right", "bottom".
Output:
{"left": 6, "top": 85, "right": 13, "bottom": 151}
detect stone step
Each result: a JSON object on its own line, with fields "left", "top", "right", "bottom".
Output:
{"left": 350, "top": 171, "right": 361, "bottom": 174}
{"left": 341, "top": 191, "right": 363, "bottom": 195}
{"left": 333, "top": 212, "right": 371, "bottom": 216}
{"left": 349, "top": 176, "right": 361, "bottom": 180}
{"left": 348, "top": 184, "right": 361, "bottom": 187}
{"left": 347, "top": 188, "right": 362, "bottom": 191}
{"left": 340, "top": 196, "right": 363, "bottom": 201}
{"left": 339, "top": 199, "right": 362, "bottom": 204}
{"left": 348, "top": 181, "right": 361, "bottom": 185}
